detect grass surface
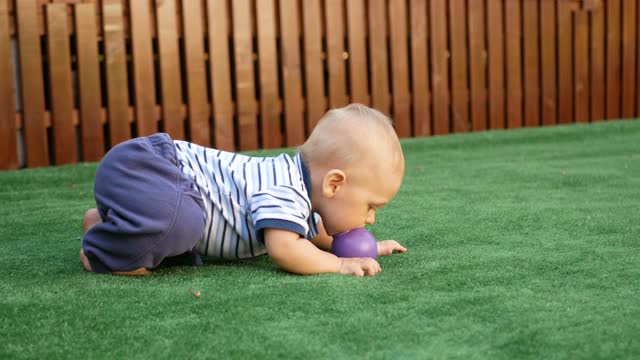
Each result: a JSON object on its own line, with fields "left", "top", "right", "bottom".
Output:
{"left": 1, "top": 120, "right": 639, "bottom": 359}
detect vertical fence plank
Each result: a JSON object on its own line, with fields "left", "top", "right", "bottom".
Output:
{"left": 574, "top": 10, "right": 589, "bottom": 123}
{"left": 486, "top": 0, "right": 504, "bottom": 130}
{"left": 102, "top": 0, "right": 131, "bottom": 146}
{"left": 46, "top": 4, "right": 76, "bottom": 165}
{"left": 130, "top": 0, "right": 157, "bottom": 136}
{"left": 636, "top": 0, "right": 640, "bottom": 118}
{"left": 346, "top": 0, "right": 369, "bottom": 105}
{"left": 368, "top": 0, "right": 390, "bottom": 115}
{"left": 621, "top": 0, "right": 636, "bottom": 118}
{"left": 468, "top": 0, "right": 486, "bottom": 131}
{"left": 302, "top": 0, "right": 326, "bottom": 132}
{"left": 540, "top": 0, "right": 556, "bottom": 126}
{"left": 279, "top": 0, "right": 305, "bottom": 146}
{"left": 449, "top": 0, "right": 468, "bottom": 133}
{"left": 0, "top": 0, "right": 18, "bottom": 169}
{"left": 326, "top": 0, "right": 348, "bottom": 108}
{"left": 410, "top": 0, "right": 430, "bottom": 136}
{"left": 75, "top": 3, "right": 104, "bottom": 162}
{"left": 183, "top": 0, "right": 211, "bottom": 146}
{"left": 606, "top": 0, "right": 621, "bottom": 119}
{"left": 389, "top": 0, "right": 411, "bottom": 137}
{"left": 522, "top": 0, "right": 539, "bottom": 127}
{"left": 256, "top": 0, "right": 282, "bottom": 149}
{"left": 207, "top": 0, "right": 235, "bottom": 151}
{"left": 430, "top": 0, "right": 449, "bottom": 134}
{"left": 233, "top": 0, "right": 258, "bottom": 150}
{"left": 591, "top": 3, "right": 605, "bottom": 121}
{"left": 17, "top": 0, "right": 48, "bottom": 166}
{"left": 637, "top": 0, "right": 640, "bottom": 119}
{"left": 557, "top": 0, "right": 573, "bottom": 124}
{"left": 156, "top": 0, "right": 184, "bottom": 139}
{"left": 505, "top": 0, "right": 522, "bottom": 129}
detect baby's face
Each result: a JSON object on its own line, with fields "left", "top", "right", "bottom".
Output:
{"left": 319, "top": 168, "right": 403, "bottom": 236}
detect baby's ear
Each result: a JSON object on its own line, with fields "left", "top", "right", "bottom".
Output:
{"left": 322, "top": 169, "right": 346, "bottom": 198}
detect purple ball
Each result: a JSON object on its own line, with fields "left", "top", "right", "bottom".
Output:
{"left": 331, "top": 228, "right": 378, "bottom": 259}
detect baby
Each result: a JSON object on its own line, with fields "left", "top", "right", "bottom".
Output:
{"left": 80, "top": 103, "right": 407, "bottom": 277}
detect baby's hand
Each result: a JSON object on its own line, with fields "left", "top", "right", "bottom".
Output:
{"left": 377, "top": 240, "right": 408, "bottom": 256}
{"left": 339, "top": 258, "right": 381, "bottom": 277}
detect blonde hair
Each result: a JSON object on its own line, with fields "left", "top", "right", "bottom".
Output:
{"left": 299, "top": 103, "right": 403, "bottom": 175}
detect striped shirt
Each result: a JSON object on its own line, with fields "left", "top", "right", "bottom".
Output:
{"left": 174, "top": 141, "right": 320, "bottom": 259}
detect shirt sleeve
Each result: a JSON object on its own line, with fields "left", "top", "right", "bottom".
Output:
{"left": 307, "top": 212, "right": 322, "bottom": 239}
{"left": 249, "top": 185, "right": 312, "bottom": 243}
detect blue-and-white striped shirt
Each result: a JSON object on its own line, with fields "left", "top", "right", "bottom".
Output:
{"left": 174, "top": 141, "right": 320, "bottom": 259}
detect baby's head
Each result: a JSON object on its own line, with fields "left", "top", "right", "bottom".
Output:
{"left": 300, "top": 103, "right": 405, "bottom": 235}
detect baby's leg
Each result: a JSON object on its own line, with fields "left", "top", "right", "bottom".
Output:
{"left": 80, "top": 208, "right": 150, "bottom": 276}
{"left": 80, "top": 209, "right": 101, "bottom": 272}
{"left": 83, "top": 208, "right": 102, "bottom": 232}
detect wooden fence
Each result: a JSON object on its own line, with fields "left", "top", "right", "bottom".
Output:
{"left": 0, "top": 0, "right": 633, "bottom": 169}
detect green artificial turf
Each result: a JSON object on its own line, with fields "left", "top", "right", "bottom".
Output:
{"left": 1, "top": 120, "right": 639, "bottom": 359}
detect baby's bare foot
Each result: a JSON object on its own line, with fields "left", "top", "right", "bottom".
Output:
{"left": 79, "top": 249, "right": 92, "bottom": 272}
{"left": 83, "top": 208, "right": 102, "bottom": 232}
{"left": 112, "top": 268, "right": 151, "bottom": 276}
{"left": 80, "top": 249, "right": 150, "bottom": 275}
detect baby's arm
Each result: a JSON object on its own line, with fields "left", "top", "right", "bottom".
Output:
{"left": 265, "top": 228, "right": 381, "bottom": 276}
{"left": 310, "top": 220, "right": 333, "bottom": 251}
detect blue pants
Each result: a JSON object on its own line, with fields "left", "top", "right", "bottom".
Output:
{"left": 82, "top": 133, "right": 205, "bottom": 273}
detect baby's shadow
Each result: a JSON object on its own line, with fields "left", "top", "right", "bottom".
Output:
{"left": 155, "top": 253, "right": 272, "bottom": 272}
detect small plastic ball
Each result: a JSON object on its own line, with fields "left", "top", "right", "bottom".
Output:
{"left": 331, "top": 228, "right": 377, "bottom": 259}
